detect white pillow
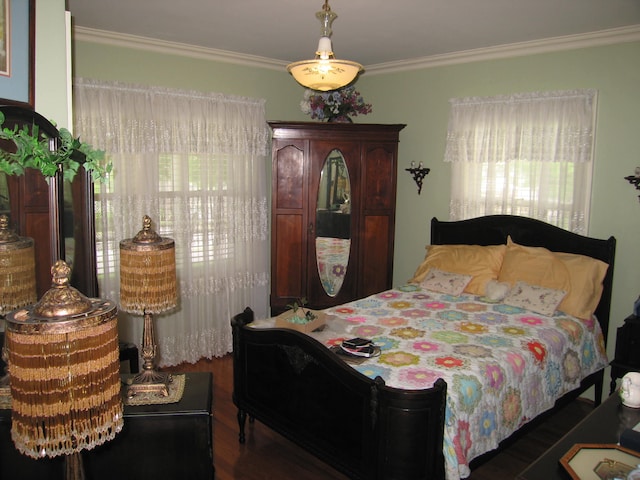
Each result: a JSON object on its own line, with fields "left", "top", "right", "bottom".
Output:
{"left": 503, "top": 281, "right": 566, "bottom": 316}
{"left": 421, "top": 268, "right": 472, "bottom": 296}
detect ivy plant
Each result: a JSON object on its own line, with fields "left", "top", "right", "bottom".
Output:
{"left": 0, "top": 111, "right": 112, "bottom": 183}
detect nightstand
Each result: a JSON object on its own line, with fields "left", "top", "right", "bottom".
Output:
{"left": 610, "top": 314, "right": 640, "bottom": 394}
{"left": 1, "top": 372, "right": 214, "bottom": 479}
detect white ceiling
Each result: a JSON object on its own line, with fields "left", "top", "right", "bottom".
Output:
{"left": 67, "top": 0, "right": 640, "bottom": 70}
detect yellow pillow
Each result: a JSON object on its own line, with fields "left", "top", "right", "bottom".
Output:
{"left": 554, "top": 251, "right": 608, "bottom": 320}
{"left": 497, "top": 237, "right": 571, "bottom": 293}
{"left": 409, "top": 244, "right": 506, "bottom": 296}
{"left": 498, "top": 237, "right": 608, "bottom": 319}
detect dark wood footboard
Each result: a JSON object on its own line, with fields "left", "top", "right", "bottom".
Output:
{"left": 231, "top": 307, "right": 447, "bottom": 480}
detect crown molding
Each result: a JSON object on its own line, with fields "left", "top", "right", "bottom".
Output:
{"left": 365, "top": 25, "right": 640, "bottom": 74}
{"left": 72, "top": 26, "right": 288, "bottom": 71}
{"left": 74, "top": 24, "right": 640, "bottom": 75}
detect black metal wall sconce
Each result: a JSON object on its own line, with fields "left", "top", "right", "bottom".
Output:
{"left": 406, "top": 162, "right": 430, "bottom": 194}
{"left": 624, "top": 167, "right": 640, "bottom": 203}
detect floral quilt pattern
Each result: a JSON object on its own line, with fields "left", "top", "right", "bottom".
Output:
{"left": 314, "top": 284, "right": 609, "bottom": 480}
{"left": 315, "top": 237, "right": 350, "bottom": 296}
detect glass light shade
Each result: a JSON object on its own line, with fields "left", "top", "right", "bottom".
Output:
{"left": 287, "top": 58, "right": 363, "bottom": 91}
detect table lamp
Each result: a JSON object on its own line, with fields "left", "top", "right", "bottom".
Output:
{"left": 4, "top": 260, "right": 122, "bottom": 479}
{"left": 119, "top": 215, "right": 177, "bottom": 398}
{"left": 0, "top": 214, "right": 37, "bottom": 388}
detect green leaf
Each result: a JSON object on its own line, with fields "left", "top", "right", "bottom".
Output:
{"left": 0, "top": 115, "right": 112, "bottom": 182}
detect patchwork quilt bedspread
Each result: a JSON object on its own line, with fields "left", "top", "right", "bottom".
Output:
{"left": 315, "top": 236, "right": 350, "bottom": 296}
{"left": 308, "top": 284, "right": 609, "bottom": 480}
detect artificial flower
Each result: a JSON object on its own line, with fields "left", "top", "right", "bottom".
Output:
{"left": 300, "top": 86, "right": 372, "bottom": 121}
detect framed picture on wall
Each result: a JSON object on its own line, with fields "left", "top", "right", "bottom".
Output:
{"left": 0, "top": 0, "right": 35, "bottom": 109}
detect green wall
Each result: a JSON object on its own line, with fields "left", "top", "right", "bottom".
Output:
{"left": 72, "top": 37, "right": 640, "bottom": 359}
{"left": 35, "top": 0, "right": 69, "bottom": 125}
{"left": 71, "top": 41, "right": 305, "bottom": 122}
{"left": 358, "top": 42, "right": 640, "bottom": 360}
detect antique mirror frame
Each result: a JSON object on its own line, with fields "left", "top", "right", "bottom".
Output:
{"left": 0, "top": 106, "right": 98, "bottom": 298}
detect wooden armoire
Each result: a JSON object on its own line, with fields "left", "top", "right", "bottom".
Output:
{"left": 269, "top": 121, "right": 405, "bottom": 314}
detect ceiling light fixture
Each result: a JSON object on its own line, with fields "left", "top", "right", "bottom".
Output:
{"left": 287, "top": 0, "right": 363, "bottom": 92}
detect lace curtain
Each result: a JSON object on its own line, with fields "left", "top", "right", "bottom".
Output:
{"left": 444, "top": 89, "right": 596, "bottom": 234}
{"left": 73, "top": 78, "right": 270, "bottom": 365}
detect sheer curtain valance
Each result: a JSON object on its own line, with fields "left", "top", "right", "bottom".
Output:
{"left": 73, "top": 78, "right": 270, "bottom": 365}
{"left": 444, "top": 89, "right": 596, "bottom": 234}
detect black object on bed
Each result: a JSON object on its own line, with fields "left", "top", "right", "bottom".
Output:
{"left": 232, "top": 215, "right": 616, "bottom": 480}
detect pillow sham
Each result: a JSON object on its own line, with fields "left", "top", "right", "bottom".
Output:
{"left": 409, "top": 244, "right": 506, "bottom": 296}
{"left": 503, "top": 281, "right": 566, "bottom": 316}
{"left": 421, "top": 268, "right": 472, "bottom": 296}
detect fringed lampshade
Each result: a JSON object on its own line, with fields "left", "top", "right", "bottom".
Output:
{"left": 0, "top": 214, "right": 36, "bottom": 314}
{"left": 119, "top": 215, "right": 177, "bottom": 398}
{"left": 5, "top": 260, "right": 122, "bottom": 476}
{"left": 0, "top": 214, "right": 37, "bottom": 388}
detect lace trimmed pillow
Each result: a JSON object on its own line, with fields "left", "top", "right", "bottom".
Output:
{"left": 504, "top": 281, "right": 566, "bottom": 316}
{"left": 421, "top": 268, "right": 472, "bottom": 296}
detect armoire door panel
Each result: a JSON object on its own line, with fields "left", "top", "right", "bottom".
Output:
{"left": 274, "top": 143, "right": 305, "bottom": 210}
{"left": 362, "top": 145, "right": 397, "bottom": 211}
{"left": 359, "top": 215, "right": 392, "bottom": 298}
{"left": 273, "top": 215, "right": 305, "bottom": 303}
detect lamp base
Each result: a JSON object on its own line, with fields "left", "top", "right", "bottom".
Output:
{"left": 65, "top": 452, "right": 86, "bottom": 480}
{"left": 126, "top": 369, "right": 173, "bottom": 398}
{"left": 125, "top": 310, "right": 173, "bottom": 398}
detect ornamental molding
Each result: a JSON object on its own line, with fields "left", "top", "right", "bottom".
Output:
{"left": 73, "top": 24, "right": 640, "bottom": 75}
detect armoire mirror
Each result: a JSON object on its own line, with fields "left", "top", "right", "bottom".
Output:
{"left": 315, "top": 149, "right": 351, "bottom": 297}
{"left": 0, "top": 106, "right": 98, "bottom": 299}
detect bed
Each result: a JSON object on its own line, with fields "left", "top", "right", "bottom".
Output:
{"left": 232, "top": 215, "right": 616, "bottom": 480}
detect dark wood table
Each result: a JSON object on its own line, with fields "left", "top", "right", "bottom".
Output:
{"left": 1, "top": 371, "right": 214, "bottom": 480}
{"left": 518, "top": 393, "right": 640, "bottom": 479}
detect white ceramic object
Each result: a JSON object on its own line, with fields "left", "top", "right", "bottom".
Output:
{"left": 620, "top": 372, "right": 640, "bottom": 408}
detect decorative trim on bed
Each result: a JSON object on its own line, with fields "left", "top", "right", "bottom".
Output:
{"left": 279, "top": 344, "right": 318, "bottom": 375}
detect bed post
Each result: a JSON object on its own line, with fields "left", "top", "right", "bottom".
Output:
{"left": 231, "top": 307, "right": 254, "bottom": 443}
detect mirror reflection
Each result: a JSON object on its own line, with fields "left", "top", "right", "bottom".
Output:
{"left": 0, "top": 173, "right": 8, "bottom": 217}
{"left": 0, "top": 171, "right": 95, "bottom": 298}
{"left": 315, "top": 149, "right": 351, "bottom": 297}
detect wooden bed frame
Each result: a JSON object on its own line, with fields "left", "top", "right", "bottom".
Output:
{"left": 232, "top": 215, "right": 616, "bottom": 480}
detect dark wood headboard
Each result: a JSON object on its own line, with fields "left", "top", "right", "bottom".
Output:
{"left": 430, "top": 215, "right": 616, "bottom": 342}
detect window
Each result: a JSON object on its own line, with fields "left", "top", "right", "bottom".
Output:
{"left": 94, "top": 152, "right": 235, "bottom": 275}
{"left": 74, "top": 78, "right": 270, "bottom": 365}
{"left": 444, "top": 89, "right": 596, "bottom": 234}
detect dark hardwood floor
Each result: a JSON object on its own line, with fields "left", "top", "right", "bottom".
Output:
{"left": 164, "top": 355, "right": 595, "bottom": 480}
